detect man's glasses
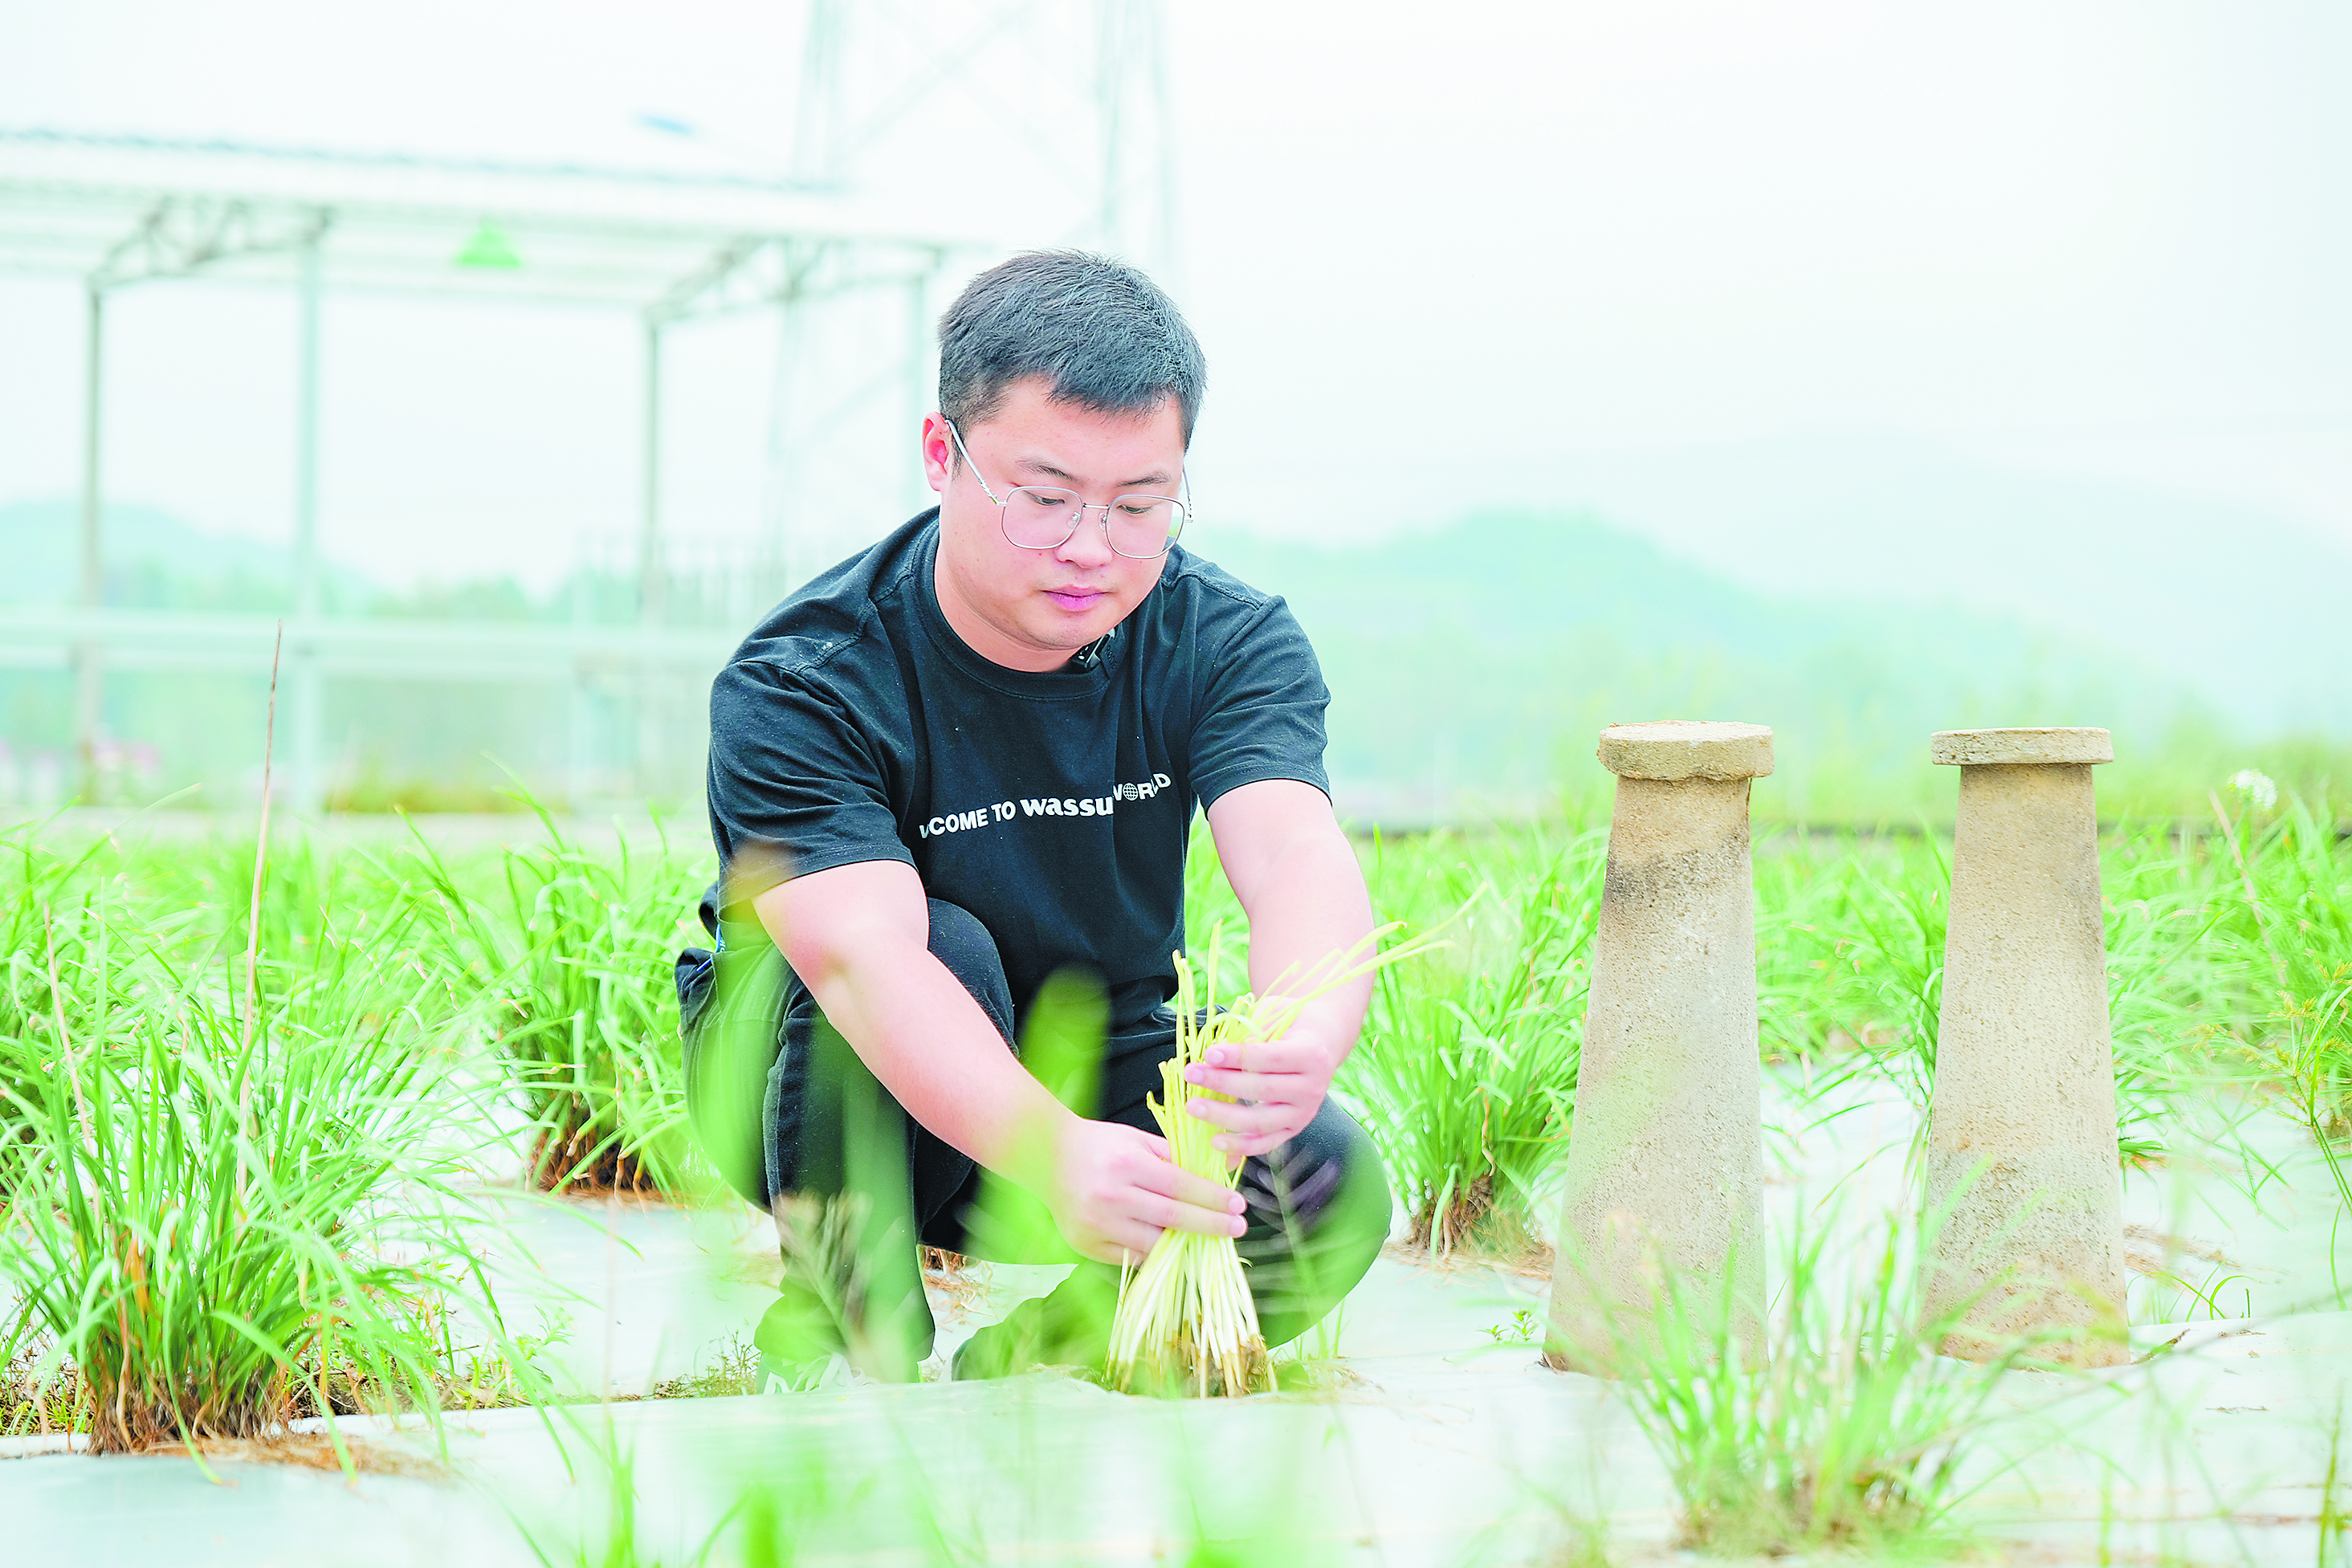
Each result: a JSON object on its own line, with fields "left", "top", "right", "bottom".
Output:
{"left": 944, "top": 417, "right": 1189, "bottom": 560}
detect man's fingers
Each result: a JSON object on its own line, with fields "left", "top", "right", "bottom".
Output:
{"left": 1158, "top": 1163, "right": 1250, "bottom": 1220}
{"left": 1185, "top": 1096, "right": 1292, "bottom": 1136}
{"left": 1191, "top": 1038, "right": 1312, "bottom": 1077}
{"left": 1142, "top": 1188, "right": 1245, "bottom": 1237}
{"left": 1217, "top": 1126, "right": 1303, "bottom": 1159}
{"left": 1119, "top": 1159, "right": 1245, "bottom": 1235}
{"left": 1080, "top": 1220, "right": 1164, "bottom": 1265}
{"left": 1184, "top": 1066, "right": 1286, "bottom": 1106}
{"left": 1219, "top": 1130, "right": 1289, "bottom": 1159}
{"left": 1119, "top": 1142, "right": 1230, "bottom": 1204}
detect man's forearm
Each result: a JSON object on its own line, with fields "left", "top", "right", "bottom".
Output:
{"left": 752, "top": 880, "right": 1070, "bottom": 1186}
{"left": 1182, "top": 782, "right": 1380, "bottom": 1158}
{"left": 1232, "top": 817, "right": 1377, "bottom": 1059}
{"left": 751, "top": 862, "right": 1247, "bottom": 1263}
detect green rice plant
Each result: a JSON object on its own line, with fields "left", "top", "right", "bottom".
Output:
{"left": 1111, "top": 927, "right": 1440, "bottom": 1395}
{"left": 2322, "top": 1398, "right": 2350, "bottom": 1568}
{"left": 397, "top": 807, "right": 707, "bottom": 1193}
{"left": 1602, "top": 1198, "right": 2032, "bottom": 1558}
{"left": 2207, "top": 792, "right": 2352, "bottom": 1128}
{"left": 1760, "top": 813, "right": 2288, "bottom": 1171}
{"left": 520, "top": 1421, "right": 739, "bottom": 1568}
{"left": 150, "top": 832, "right": 350, "bottom": 967}
{"left": 1769, "top": 835, "right": 1949, "bottom": 1117}
{"left": 1107, "top": 935, "right": 1274, "bottom": 1397}
{"left": 0, "top": 825, "right": 171, "bottom": 1177}
{"left": 2, "top": 837, "right": 94, "bottom": 1175}
{"left": 0, "top": 824, "right": 117, "bottom": 1041}
{"left": 2127, "top": 1259, "right": 2255, "bottom": 1326}
{"left": 2099, "top": 832, "right": 2266, "bottom": 1167}
{"left": 2210, "top": 789, "right": 2352, "bottom": 992}
{"left": 1754, "top": 831, "right": 1940, "bottom": 1074}
{"left": 1337, "top": 827, "right": 1596, "bottom": 1256}
{"left": 0, "top": 877, "right": 519, "bottom": 1455}
{"left": 2264, "top": 975, "right": 2352, "bottom": 1304}
{"left": 2, "top": 1333, "right": 88, "bottom": 1437}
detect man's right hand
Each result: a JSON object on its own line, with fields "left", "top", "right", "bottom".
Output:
{"left": 756, "top": 862, "right": 1245, "bottom": 1268}
{"left": 1047, "top": 1115, "right": 1245, "bottom": 1266}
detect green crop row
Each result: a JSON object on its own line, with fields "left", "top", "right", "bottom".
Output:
{"left": 1311, "top": 792, "right": 2352, "bottom": 1261}
{"left": 0, "top": 788, "right": 2346, "bottom": 1489}
{"left": 0, "top": 812, "right": 705, "bottom": 1450}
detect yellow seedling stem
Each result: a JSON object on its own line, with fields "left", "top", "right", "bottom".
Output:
{"left": 1104, "top": 920, "right": 1447, "bottom": 1395}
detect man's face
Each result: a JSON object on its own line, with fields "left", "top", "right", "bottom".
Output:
{"left": 922, "top": 375, "right": 1186, "bottom": 674}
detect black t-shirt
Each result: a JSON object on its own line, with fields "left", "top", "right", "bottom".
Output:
{"left": 705, "top": 510, "right": 1330, "bottom": 1029}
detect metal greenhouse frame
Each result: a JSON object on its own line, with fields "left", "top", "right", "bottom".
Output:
{"left": 0, "top": 127, "right": 964, "bottom": 811}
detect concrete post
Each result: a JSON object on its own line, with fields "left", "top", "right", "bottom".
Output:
{"left": 1924, "top": 727, "right": 2129, "bottom": 1366}
{"left": 1546, "top": 721, "right": 1771, "bottom": 1375}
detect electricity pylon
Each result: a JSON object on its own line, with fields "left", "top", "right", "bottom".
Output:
{"left": 765, "top": 0, "right": 1180, "bottom": 585}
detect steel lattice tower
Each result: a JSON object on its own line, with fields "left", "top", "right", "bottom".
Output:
{"left": 764, "top": 0, "right": 1180, "bottom": 588}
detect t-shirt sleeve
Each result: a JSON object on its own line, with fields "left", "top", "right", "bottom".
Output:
{"left": 1186, "top": 594, "right": 1331, "bottom": 809}
{"left": 705, "top": 658, "right": 912, "bottom": 910}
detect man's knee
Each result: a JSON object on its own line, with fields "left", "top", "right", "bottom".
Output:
{"left": 1237, "top": 1098, "right": 1391, "bottom": 1347}
{"left": 679, "top": 940, "right": 789, "bottom": 1208}
{"left": 923, "top": 898, "right": 1015, "bottom": 1048}
{"left": 1242, "top": 1098, "right": 1385, "bottom": 1238}
{"left": 761, "top": 899, "right": 1009, "bottom": 1221}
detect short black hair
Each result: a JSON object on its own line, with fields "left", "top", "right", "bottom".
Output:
{"left": 937, "top": 251, "right": 1205, "bottom": 456}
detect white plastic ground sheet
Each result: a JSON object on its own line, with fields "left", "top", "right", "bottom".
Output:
{"left": 6, "top": 1085, "right": 2351, "bottom": 1565}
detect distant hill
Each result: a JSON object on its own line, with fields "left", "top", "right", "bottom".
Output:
{"left": 0, "top": 499, "right": 661, "bottom": 625}
{"left": 0, "top": 499, "right": 377, "bottom": 613}
{"left": 1549, "top": 438, "right": 2352, "bottom": 737}
{"left": 1193, "top": 511, "right": 2280, "bottom": 821}
{"left": 4, "top": 495, "right": 2335, "bottom": 821}
{"left": 0, "top": 500, "right": 578, "bottom": 811}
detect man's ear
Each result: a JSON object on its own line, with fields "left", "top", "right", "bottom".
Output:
{"left": 919, "top": 413, "right": 956, "bottom": 495}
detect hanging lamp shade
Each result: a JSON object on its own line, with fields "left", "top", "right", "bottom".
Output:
{"left": 455, "top": 219, "right": 522, "bottom": 269}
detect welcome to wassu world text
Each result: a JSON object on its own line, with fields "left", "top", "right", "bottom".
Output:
{"left": 917, "top": 774, "right": 1176, "bottom": 840}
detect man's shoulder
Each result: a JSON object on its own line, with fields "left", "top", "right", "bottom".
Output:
{"left": 1152, "top": 544, "right": 1290, "bottom": 626}
{"left": 724, "top": 513, "right": 931, "bottom": 682}
{"left": 1139, "top": 544, "right": 1311, "bottom": 666}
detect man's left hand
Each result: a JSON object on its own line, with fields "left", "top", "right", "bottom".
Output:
{"left": 1179, "top": 1018, "right": 1341, "bottom": 1159}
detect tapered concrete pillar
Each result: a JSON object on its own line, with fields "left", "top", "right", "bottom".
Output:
{"left": 1547, "top": 721, "right": 1770, "bottom": 1374}
{"left": 1924, "top": 728, "right": 2129, "bottom": 1367}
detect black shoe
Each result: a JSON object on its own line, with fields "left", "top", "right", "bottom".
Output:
{"left": 952, "top": 1266, "right": 1117, "bottom": 1381}
{"left": 757, "top": 1349, "right": 865, "bottom": 1394}
{"left": 754, "top": 1267, "right": 936, "bottom": 1390}
{"left": 752, "top": 1281, "right": 851, "bottom": 1394}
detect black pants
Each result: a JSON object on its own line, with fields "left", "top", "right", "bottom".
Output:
{"left": 676, "top": 898, "right": 1391, "bottom": 1371}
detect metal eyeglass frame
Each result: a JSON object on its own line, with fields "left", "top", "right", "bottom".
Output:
{"left": 943, "top": 416, "right": 1190, "bottom": 560}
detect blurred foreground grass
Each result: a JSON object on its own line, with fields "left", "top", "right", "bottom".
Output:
{"left": 0, "top": 785, "right": 2346, "bottom": 1452}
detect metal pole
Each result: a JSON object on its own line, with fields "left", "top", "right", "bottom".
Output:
{"left": 568, "top": 541, "right": 595, "bottom": 810}
{"left": 72, "top": 284, "right": 104, "bottom": 804}
{"left": 637, "top": 316, "right": 662, "bottom": 800}
{"left": 288, "top": 226, "right": 325, "bottom": 816}
{"left": 766, "top": 281, "right": 801, "bottom": 597}
{"left": 1144, "top": 0, "right": 1181, "bottom": 280}
{"left": 294, "top": 238, "right": 323, "bottom": 625}
{"left": 791, "top": 0, "right": 846, "bottom": 185}
{"left": 907, "top": 267, "right": 934, "bottom": 518}
{"left": 638, "top": 316, "right": 664, "bottom": 625}
{"left": 1096, "top": 0, "right": 1126, "bottom": 251}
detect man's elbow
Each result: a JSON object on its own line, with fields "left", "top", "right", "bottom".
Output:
{"left": 754, "top": 870, "right": 927, "bottom": 992}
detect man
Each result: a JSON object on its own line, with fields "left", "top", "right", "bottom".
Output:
{"left": 680, "top": 250, "right": 1389, "bottom": 1387}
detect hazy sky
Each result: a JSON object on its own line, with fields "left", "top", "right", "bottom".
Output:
{"left": 6, "top": 1, "right": 2352, "bottom": 591}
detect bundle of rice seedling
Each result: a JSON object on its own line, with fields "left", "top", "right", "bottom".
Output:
{"left": 1106, "top": 925, "right": 1436, "bottom": 1397}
